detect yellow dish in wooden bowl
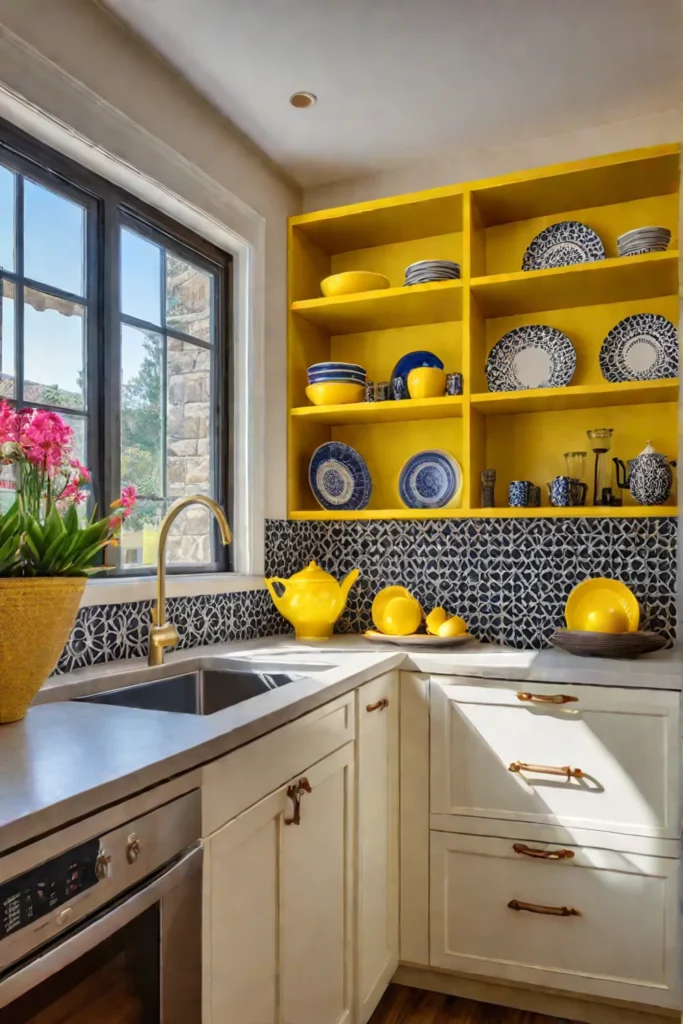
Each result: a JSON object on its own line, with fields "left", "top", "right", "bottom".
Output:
{"left": 320, "top": 271, "right": 390, "bottom": 297}
{"left": 305, "top": 382, "right": 365, "bottom": 406}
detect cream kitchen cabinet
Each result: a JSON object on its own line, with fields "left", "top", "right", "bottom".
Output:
{"left": 204, "top": 742, "right": 354, "bottom": 1024}
{"left": 430, "top": 677, "right": 680, "bottom": 839}
{"left": 355, "top": 673, "right": 399, "bottom": 1023}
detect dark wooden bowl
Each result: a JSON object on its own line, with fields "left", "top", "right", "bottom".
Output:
{"left": 550, "top": 630, "right": 669, "bottom": 659}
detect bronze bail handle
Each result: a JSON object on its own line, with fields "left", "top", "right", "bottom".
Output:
{"left": 366, "top": 698, "right": 389, "bottom": 712}
{"left": 517, "top": 692, "right": 578, "bottom": 705}
{"left": 513, "top": 843, "right": 575, "bottom": 861}
{"left": 509, "top": 761, "right": 584, "bottom": 779}
{"left": 508, "top": 899, "right": 581, "bottom": 917}
{"left": 284, "top": 778, "right": 312, "bottom": 826}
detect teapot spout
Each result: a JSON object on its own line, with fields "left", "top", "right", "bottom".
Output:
{"left": 339, "top": 568, "right": 360, "bottom": 604}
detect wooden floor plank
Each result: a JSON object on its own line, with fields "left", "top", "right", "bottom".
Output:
{"left": 369, "top": 985, "right": 575, "bottom": 1024}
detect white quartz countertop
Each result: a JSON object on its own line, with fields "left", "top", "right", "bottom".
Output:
{"left": 1, "top": 633, "right": 681, "bottom": 853}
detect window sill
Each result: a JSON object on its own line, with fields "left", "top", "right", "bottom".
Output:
{"left": 81, "top": 573, "right": 265, "bottom": 608}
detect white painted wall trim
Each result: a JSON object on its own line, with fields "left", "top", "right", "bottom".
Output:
{"left": 81, "top": 573, "right": 265, "bottom": 608}
{"left": 0, "top": 28, "right": 267, "bottom": 590}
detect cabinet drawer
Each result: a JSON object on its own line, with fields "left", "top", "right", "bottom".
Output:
{"left": 203, "top": 692, "right": 354, "bottom": 834}
{"left": 430, "top": 678, "right": 680, "bottom": 838}
{"left": 430, "top": 831, "right": 680, "bottom": 1009}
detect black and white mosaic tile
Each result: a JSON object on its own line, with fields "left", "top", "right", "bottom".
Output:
{"left": 265, "top": 516, "right": 678, "bottom": 650}
{"left": 55, "top": 588, "right": 289, "bottom": 674}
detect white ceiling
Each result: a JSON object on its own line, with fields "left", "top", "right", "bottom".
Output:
{"left": 104, "top": 0, "right": 682, "bottom": 188}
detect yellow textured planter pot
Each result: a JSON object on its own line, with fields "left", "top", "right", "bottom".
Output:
{"left": 0, "top": 577, "right": 86, "bottom": 723}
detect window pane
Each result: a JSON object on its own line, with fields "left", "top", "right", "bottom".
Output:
{"left": 23, "top": 287, "right": 85, "bottom": 410}
{"left": 0, "top": 164, "right": 15, "bottom": 272}
{"left": 121, "top": 323, "right": 163, "bottom": 496}
{"left": 62, "top": 411, "right": 87, "bottom": 467}
{"left": 166, "top": 254, "right": 213, "bottom": 342}
{"left": 121, "top": 228, "right": 161, "bottom": 326}
{"left": 0, "top": 279, "right": 15, "bottom": 399}
{"left": 24, "top": 180, "right": 85, "bottom": 296}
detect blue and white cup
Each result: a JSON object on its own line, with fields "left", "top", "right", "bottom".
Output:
{"left": 365, "top": 380, "right": 375, "bottom": 403}
{"left": 548, "top": 476, "right": 572, "bottom": 506}
{"left": 391, "top": 376, "right": 408, "bottom": 400}
{"left": 446, "top": 372, "right": 463, "bottom": 396}
{"left": 508, "top": 480, "right": 532, "bottom": 507}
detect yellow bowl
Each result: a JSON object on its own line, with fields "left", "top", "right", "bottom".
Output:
{"left": 565, "top": 577, "right": 639, "bottom": 632}
{"left": 407, "top": 366, "right": 447, "bottom": 399}
{"left": 372, "top": 586, "right": 412, "bottom": 630}
{"left": 320, "top": 271, "right": 391, "bottom": 297}
{"left": 305, "top": 382, "right": 365, "bottom": 407}
{"left": 379, "top": 595, "right": 423, "bottom": 636}
{"left": 582, "top": 606, "right": 630, "bottom": 634}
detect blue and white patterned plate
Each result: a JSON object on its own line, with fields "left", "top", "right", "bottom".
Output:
{"left": 522, "top": 221, "right": 605, "bottom": 272}
{"left": 486, "top": 325, "right": 576, "bottom": 392}
{"left": 599, "top": 313, "right": 678, "bottom": 383}
{"left": 309, "top": 442, "right": 372, "bottom": 511}
{"left": 398, "top": 450, "right": 461, "bottom": 509}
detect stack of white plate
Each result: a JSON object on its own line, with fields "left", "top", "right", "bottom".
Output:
{"left": 617, "top": 226, "right": 671, "bottom": 257}
{"left": 404, "top": 259, "right": 461, "bottom": 286}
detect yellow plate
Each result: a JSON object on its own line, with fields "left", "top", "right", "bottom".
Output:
{"left": 565, "top": 578, "right": 640, "bottom": 633}
{"left": 371, "top": 586, "right": 412, "bottom": 631}
{"left": 320, "top": 271, "right": 390, "bottom": 297}
{"left": 305, "top": 382, "right": 365, "bottom": 406}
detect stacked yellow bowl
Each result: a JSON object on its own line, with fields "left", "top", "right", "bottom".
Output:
{"left": 564, "top": 578, "right": 639, "bottom": 633}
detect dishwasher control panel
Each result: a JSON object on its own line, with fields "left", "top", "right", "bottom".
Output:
{"left": 0, "top": 838, "right": 99, "bottom": 939}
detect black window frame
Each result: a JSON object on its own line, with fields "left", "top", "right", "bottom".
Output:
{"left": 0, "top": 115, "right": 233, "bottom": 576}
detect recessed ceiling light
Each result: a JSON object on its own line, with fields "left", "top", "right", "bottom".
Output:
{"left": 290, "top": 92, "right": 317, "bottom": 109}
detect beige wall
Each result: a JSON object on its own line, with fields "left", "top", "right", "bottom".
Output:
{"left": 0, "top": 0, "right": 302, "bottom": 521}
{"left": 304, "top": 108, "right": 682, "bottom": 211}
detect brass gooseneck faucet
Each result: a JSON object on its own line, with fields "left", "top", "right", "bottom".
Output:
{"left": 148, "top": 495, "right": 232, "bottom": 666}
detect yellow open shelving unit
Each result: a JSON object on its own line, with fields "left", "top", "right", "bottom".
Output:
{"left": 287, "top": 144, "right": 680, "bottom": 520}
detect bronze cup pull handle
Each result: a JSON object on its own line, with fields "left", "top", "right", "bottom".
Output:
{"left": 284, "top": 778, "right": 312, "bottom": 826}
{"left": 508, "top": 899, "right": 581, "bottom": 917}
{"left": 517, "top": 692, "right": 578, "bottom": 705}
{"left": 509, "top": 761, "right": 584, "bottom": 779}
{"left": 366, "top": 698, "right": 389, "bottom": 712}
{"left": 513, "top": 843, "right": 575, "bottom": 861}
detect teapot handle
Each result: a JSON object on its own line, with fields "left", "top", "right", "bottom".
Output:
{"left": 264, "top": 577, "right": 289, "bottom": 601}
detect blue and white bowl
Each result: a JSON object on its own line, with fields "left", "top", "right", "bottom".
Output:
{"left": 308, "top": 370, "right": 366, "bottom": 383}
{"left": 309, "top": 442, "right": 372, "bottom": 511}
{"left": 309, "top": 361, "right": 365, "bottom": 373}
{"left": 398, "top": 450, "right": 461, "bottom": 509}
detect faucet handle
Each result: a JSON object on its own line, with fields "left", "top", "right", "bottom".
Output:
{"left": 149, "top": 622, "right": 180, "bottom": 666}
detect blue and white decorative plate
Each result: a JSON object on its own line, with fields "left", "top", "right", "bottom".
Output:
{"left": 522, "top": 221, "right": 605, "bottom": 272}
{"left": 309, "top": 442, "right": 372, "bottom": 511}
{"left": 486, "top": 324, "right": 576, "bottom": 392}
{"left": 308, "top": 370, "right": 366, "bottom": 383}
{"left": 599, "top": 313, "right": 678, "bottom": 383}
{"left": 398, "top": 450, "right": 461, "bottom": 509}
{"left": 391, "top": 350, "right": 444, "bottom": 386}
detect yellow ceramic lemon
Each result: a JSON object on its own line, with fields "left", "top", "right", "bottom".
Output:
{"left": 380, "top": 595, "right": 422, "bottom": 636}
{"left": 426, "top": 607, "right": 448, "bottom": 635}
{"left": 407, "top": 366, "right": 447, "bottom": 400}
{"left": 582, "top": 606, "right": 629, "bottom": 634}
{"left": 437, "top": 615, "right": 468, "bottom": 638}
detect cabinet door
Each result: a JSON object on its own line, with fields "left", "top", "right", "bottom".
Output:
{"left": 430, "top": 678, "right": 680, "bottom": 838}
{"left": 282, "top": 744, "right": 354, "bottom": 1024}
{"left": 356, "top": 673, "right": 399, "bottom": 1023}
{"left": 203, "top": 784, "right": 288, "bottom": 1024}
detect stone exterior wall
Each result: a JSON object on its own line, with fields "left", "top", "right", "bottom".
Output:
{"left": 165, "top": 262, "right": 213, "bottom": 564}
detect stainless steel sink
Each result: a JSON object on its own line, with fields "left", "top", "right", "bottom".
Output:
{"left": 74, "top": 663, "right": 322, "bottom": 716}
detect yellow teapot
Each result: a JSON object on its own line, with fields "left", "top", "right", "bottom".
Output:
{"left": 264, "top": 561, "right": 360, "bottom": 640}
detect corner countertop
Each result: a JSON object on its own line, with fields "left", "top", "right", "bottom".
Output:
{"left": 1, "top": 634, "right": 681, "bottom": 854}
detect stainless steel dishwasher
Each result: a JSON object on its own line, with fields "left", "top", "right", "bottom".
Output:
{"left": 0, "top": 787, "right": 201, "bottom": 1023}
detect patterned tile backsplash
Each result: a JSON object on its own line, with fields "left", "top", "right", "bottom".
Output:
{"left": 55, "top": 587, "right": 289, "bottom": 675}
{"left": 54, "top": 514, "right": 677, "bottom": 673}
{"left": 265, "top": 516, "right": 678, "bottom": 650}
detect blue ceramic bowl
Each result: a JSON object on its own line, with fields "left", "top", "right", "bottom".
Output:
{"left": 308, "top": 371, "right": 366, "bottom": 384}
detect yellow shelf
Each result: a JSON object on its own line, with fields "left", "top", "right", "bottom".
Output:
{"left": 291, "top": 280, "right": 463, "bottom": 334}
{"left": 291, "top": 395, "right": 464, "bottom": 425}
{"left": 471, "top": 379, "right": 679, "bottom": 416}
{"left": 472, "top": 251, "right": 678, "bottom": 318}
{"left": 289, "top": 505, "right": 678, "bottom": 521}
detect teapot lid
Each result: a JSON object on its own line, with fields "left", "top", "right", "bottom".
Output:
{"left": 288, "top": 560, "right": 337, "bottom": 584}
{"left": 638, "top": 440, "right": 665, "bottom": 458}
